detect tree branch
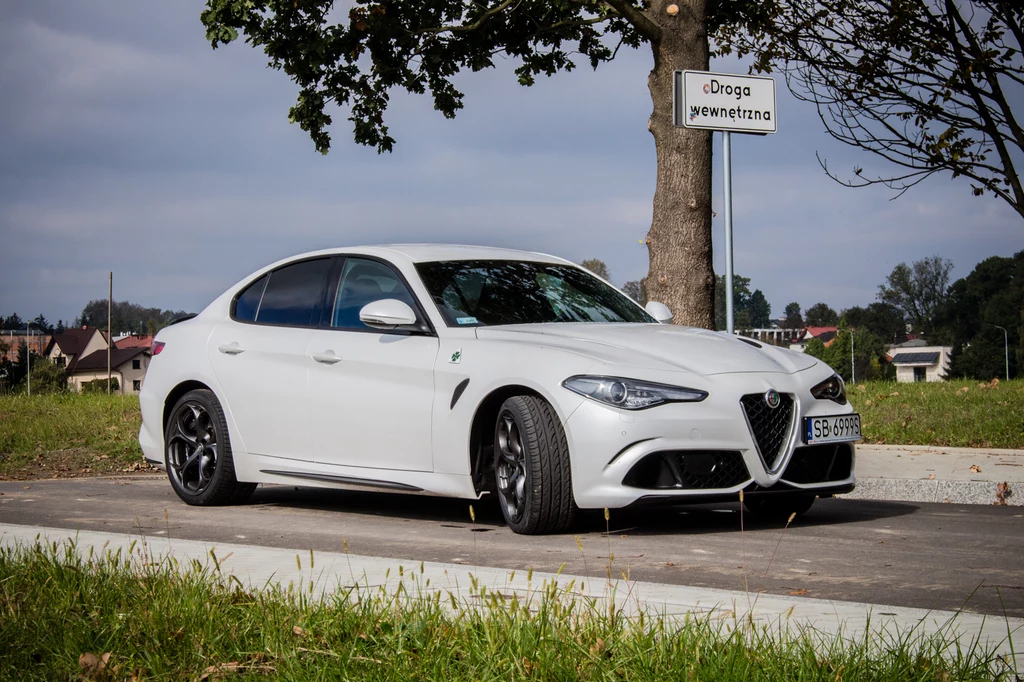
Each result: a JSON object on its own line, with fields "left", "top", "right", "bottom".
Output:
{"left": 600, "top": 0, "right": 660, "bottom": 42}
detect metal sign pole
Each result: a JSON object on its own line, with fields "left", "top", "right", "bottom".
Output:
{"left": 723, "top": 131, "right": 735, "bottom": 334}
{"left": 674, "top": 70, "right": 776, "bottom": 335}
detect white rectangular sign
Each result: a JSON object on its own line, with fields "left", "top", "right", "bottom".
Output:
{"left": 674, "top": 70, "right": 777, "bottom": 134}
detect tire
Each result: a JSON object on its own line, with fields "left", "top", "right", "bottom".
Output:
{"left": 493, "top": 395, "right": 576, "bottom": 535}
{"left": 744, "top": 493, "right": 815, "bottom": 520}
{"left": 164, "top": 389, "right": 256, "bottom": 506}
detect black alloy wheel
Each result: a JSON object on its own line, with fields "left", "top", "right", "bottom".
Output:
{"left": 493, "top": 395, "right": 576, "bottom": 535}
{"left": 165, "top": 389, "right": 255, "bottom": 505}
{"left": 496, "top": 411, "right": 528, "bottom": 525}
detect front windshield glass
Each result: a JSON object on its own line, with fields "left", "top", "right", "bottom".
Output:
{"left": 415, "top": 260, "right": 655, "bottom": 327}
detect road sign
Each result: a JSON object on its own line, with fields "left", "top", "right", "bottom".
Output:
{"left": 674, "top": 70, "right": 777, "bottom": 134}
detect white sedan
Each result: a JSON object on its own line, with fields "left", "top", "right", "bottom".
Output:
{"left": 139, "top": 245, "right": 859, "bottom": 534}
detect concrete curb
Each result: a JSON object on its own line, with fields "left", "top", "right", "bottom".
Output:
{"left": 845, "top": 478, "right": 1018, "bottom": 506}
{"left": 851, "top": 444, "right": 1023, "bottom": 507}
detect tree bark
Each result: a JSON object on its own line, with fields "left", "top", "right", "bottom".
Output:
{"left": 643, "top": 0, "right": 715, "bottom": 329}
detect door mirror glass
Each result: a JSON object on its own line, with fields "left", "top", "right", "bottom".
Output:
{"left": 359, "top": 299, "right": 418, "bottom": 329}
{"left": 645, "top": 301, "right": 673, "bottom": 323}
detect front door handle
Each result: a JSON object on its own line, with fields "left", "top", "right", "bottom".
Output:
{"left": 312, "top": 351, "right": 342, "bottom": 365}
{"left": 218, "top": 342, "right": 245, "bottom": 355}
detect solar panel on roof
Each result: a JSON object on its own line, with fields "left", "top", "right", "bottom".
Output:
{"left": 890, "top": 352, "right": 940, "bottom": 364}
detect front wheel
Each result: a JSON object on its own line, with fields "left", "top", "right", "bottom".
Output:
{"left": 494, "top": 395, "right": 576, "bottom": 535}
{"left": 164, "top": 389, "right": 256, "bottom": 506}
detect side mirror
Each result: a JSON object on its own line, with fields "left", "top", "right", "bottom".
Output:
{"left": 359, "top": 299, "right": 418, "bottom": 329}
{"left": 645, "top": 301, "right": 673, "bottom": 323}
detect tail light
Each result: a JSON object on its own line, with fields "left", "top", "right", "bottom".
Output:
{"left": 151, "top": 341, "right": 166, "bottom": 356}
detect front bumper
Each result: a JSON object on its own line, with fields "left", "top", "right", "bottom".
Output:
{"left": 564, "top": 372, "right": 857, "bottom": 509}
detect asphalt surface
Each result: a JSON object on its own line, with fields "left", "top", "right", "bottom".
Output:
{"left": 2, "top": 475, "right": 1022, "bottom": 618}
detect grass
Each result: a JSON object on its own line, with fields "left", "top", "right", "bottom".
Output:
{"left": 0, "top": 393, "right": 144, "bottom": 478}
{"left": 847, "top": 379, "right": 1024, "bottom": 449}
{"left": 0, "top": 378, "right": 1021, "bottom": 479}
{"left": 0, "top": 540, "right": 1013, "bottom": 681}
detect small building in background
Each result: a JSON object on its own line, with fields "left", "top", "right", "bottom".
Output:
{"left": 888, "top": 342, "right": 952, "bottom": 382}
{"left": 788, "top": 326, "right": 839, "bottom": 352}
{"left": 43, "top": 327, "right": 151, "bottom": 394}
{"left": 113, "top": 333, "right": 155, "bottom": 350}
{"left": 65, "top": 346, "right": 151, "bottom": 394}
{"left": 45, "top": 327, "right": 109, "bottom": 369}
{"left": 0, "top": 331, "right": 53, "bottom": 362}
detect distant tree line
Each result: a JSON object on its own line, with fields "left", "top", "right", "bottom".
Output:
{"left": 1, "top": 314, "right": 66, "bottom": 333}
{"left": 77, "top": 300, "right": 194, "bottom": 336}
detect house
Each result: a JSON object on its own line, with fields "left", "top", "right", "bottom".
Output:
{"left": 888, "top": 341, "right": 952, "bottom": 382}
{"left": 44, "top": 327, "right": 151, "bottom": 394}
{"left": 737, "top": 327, "right": 804, "bottom": 345}
{"left": 45, "top": 327, "right": 109, "bottom": 369}
{"left": 0, "top": 331, "right": 52, "bottom": 362}
{"left": 114, "top": 334, "right": 155, "bottom": 350}
{"left": 65, "top": 346, "right": 151, "bottom": 394}
{"left": 789, "top": 326, "right": 839, "bottom": 352}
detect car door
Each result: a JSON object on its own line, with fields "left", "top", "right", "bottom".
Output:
{"left": 308, "top": 256, "right": 439, "bottom": 472}
{"left": 208, "top": 256, "right": 333, "bottom": 462}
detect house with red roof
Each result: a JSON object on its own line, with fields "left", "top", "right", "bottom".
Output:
{"left": 44, "top": 327, "right": 151, "bottom": 394}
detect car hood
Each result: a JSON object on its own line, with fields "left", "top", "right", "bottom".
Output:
{"left": 474, "top": 323, "right": 818, "bottom": 376}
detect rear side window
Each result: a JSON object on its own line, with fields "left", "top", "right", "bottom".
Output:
{"left": 252, "top": 258, "right": 332, "bottom": 327}
{"left": 233, "top": 274, "right": 268, "bottom": 322}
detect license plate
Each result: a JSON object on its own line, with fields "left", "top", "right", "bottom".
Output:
{"left": 805, "top": 414, "right": 861, "bottom": 444}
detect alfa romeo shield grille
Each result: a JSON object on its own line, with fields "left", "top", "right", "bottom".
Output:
{"left": 740, "top": 392, "right": 795, "bottom": 471}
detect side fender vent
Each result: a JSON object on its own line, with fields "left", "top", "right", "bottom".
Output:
{"left": 450, "top": 378, "right": 470, "bottom": 410}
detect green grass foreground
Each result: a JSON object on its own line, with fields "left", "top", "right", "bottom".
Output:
{"left": 0, "top": 393, "right": 143, "bottom": 477}
{"left": 847, "top": 379, "right": 1024, "bottom": 449}
{"left": 0, "top": 541, "right": 1012, "bottom": 681}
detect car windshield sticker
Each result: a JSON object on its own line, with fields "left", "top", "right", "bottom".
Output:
{"left": 456, "top": 316, "right": 479, "bottom": 325}
{"left": 450, "top": 349, "right": 462, "bottom": 364}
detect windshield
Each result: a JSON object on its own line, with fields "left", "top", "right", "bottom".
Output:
{"left": 415, "top": 260, "right": 655, "bottom": 327}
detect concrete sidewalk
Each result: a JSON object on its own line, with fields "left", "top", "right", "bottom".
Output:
{"left": 850, "top": 444, "right": 1023, "bottom": 506}
{"left": 1, "top": 522, "right": 1020, "bottom": 673}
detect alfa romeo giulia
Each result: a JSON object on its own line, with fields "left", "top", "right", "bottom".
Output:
{"left": 139, "top": 245, "right": 859, "bottom": 534}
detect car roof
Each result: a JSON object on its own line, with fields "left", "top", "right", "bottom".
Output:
{"left": 281, "top": 244, "right": 572, "bottom": 265}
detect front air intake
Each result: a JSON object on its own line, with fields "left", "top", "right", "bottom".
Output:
{"left": 740, "top": 392, "right": 796, "bottom": 471}
{"left": 622, "top": 451, "right": 750, "bottom": 490}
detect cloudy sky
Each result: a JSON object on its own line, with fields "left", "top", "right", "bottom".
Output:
{"left": 1, "top": 1, "right": 1021, "bottom": 327}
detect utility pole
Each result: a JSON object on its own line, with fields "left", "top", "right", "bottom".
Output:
{"left": 107, "top": 272, "right": 112, "bottom": 395}
{"left": 850, "top": 330, "right": 856, "bottom": 384}
{"left": 993, "top": 325, "right": 1009, "bottom": 381}
{"left": 26, "top": 321, "right": 31, "bottom": 397}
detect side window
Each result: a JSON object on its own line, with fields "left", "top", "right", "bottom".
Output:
{"left": 255, "top": 258, "right": 332, "bottom": 327}
{"left": 332, "top": 258, "right": 417, "bottom": 330}
{"left": 234, "top": 274, "right": 268, "bottom": 322}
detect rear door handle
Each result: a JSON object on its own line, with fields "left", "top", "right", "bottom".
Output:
{"left": 218, "top": 342, "right": 244, "bottom": 355}
{"left": 312, "top": 351, "right": 342, "bottom": 365}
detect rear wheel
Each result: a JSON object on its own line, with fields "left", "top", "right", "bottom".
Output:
{"left": 744, "top": 493, "right": 815, "bottom": 520}
{"left": 494, "top": 395, "right": 576, "bottom": 535}
{"left": 165, "top": 389, "right": 256, "bottom": 506}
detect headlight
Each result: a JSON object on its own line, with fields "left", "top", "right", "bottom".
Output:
{"left": 810, "top": 373, "right": 847, "bottom": 404}
{"left": 562, "top": 375, "right": 707, "bottom": 410}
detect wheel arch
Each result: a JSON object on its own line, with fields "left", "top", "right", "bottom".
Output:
{"left": 163, "top": 380, "right": 215, "bottom": 433}
{"left": 468, "top": 384, "right": 545, "bottom": 494}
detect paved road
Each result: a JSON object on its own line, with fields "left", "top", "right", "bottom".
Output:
{"left": 1, "top": 475, "right": 1021, "bottom": 618}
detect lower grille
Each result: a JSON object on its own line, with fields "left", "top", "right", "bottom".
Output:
{"left": 623, "top": 451, "right": 750, "bottom": 490}
{"left": 782, "top": 443, "right": 854, "bottom": 484}
{"left": 740, "top": 392, "right": 795, "bottom": 471}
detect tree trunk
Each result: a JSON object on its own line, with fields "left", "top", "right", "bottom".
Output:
{"left": 643, "top": 0, "right": 714, "bottom": 329}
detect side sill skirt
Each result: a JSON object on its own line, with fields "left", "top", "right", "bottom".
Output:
{"left": 259, "top": 469, "right": 424, "bottom": 492}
